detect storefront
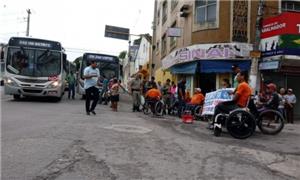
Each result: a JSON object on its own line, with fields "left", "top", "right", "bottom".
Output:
{"left": 259, "top": 12, "right": 300, "bottom": 120}
{"left": 162, "top": 43, "right": 253, "bottom": 95}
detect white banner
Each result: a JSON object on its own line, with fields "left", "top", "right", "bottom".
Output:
{"left": 202, "top": 88, "right": 234, "bottom": 116}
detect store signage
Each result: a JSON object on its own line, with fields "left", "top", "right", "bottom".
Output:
{"left": 259, "top": 61, "right": 279, "bottom": 70}
{"left": 260, "top": 35, "right": 300, "bottom": 58}
{"left": 104, "top": 25, "right": 130, "bottom": 41}
{"left": 162, "top": 43, "right": 253, "bottom": 69}
{"left": 261, "top": 12, "right": 300, "bottom": 39}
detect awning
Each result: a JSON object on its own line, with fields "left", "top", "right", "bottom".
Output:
{"left": 170, "top": 61, "right": 198, "bottom": 74}
{"left": 199, "top": 60, "right": 251, "bottom": 73}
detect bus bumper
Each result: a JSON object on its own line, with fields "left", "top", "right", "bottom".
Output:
{"left": 4, "top": 84, "right": 63, "bottom": 97}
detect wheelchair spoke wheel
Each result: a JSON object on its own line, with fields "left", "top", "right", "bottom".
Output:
{"left": 226, "top": 110, "right": 256, "bottom": 139}
{"left": 143, "top": 103, "right": 151, "bottom": 115}
{"left": 155, "top": 101, "right": 164, "bottom": 116}
{"left": 257, "top": 109, "right": 284, "bottom": 135}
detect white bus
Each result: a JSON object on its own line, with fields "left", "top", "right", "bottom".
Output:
{"left": 4, "top": 37, "right": 67, "bottom": 101}
{"left": 77, "top": 53, "right": 120, "bottom": 98}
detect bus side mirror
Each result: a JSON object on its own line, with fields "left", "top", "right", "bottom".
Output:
{"left": 0, "top": 50, "right": 4, "bottom": 60}
{"left": 63, "top": 53, "right": 67, "bottom": 61}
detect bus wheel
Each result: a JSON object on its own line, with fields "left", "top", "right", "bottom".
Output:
{"left": 13, "top": 95, "right": 21, "bottom": 100}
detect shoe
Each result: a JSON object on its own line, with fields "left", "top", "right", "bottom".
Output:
{"left": 207, "top": 124, "right": 214, "bottom": 130}
{"left": 86, "top": 112, "right": 90, "bottom": 115}
{"left": 91, "top": 110, "right": 96, "bottom": 115}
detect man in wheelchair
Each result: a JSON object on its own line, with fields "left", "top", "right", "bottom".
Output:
{"left": 256, "top": 83, "right": 279, "bottom": 111}
{"left": 211, "top": 71, "right": 252, "bottom": 128}
{"left": 145, "top": 87, "right": 162, "bottom": 113}
{"left": 185, "top": 88, "right": 205, "bottom": 114}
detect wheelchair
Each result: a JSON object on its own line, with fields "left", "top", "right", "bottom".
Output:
{"left": 213, "top": 97, "right": 285, "bottom": 139}
{"left": 182, "top": 103, "right": 203, "bottom": 120}
{"left": 142, "top": 97, "right": 165, "bottom": 116}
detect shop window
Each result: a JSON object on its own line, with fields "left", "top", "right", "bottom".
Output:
{"left": 282, "top": 0, "right": 300, "bottom": 12}
{"left": 195, "top": 0, "right": 217, "bottom": 24}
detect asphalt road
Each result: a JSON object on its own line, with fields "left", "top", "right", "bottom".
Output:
{"left": 1, "top": 89, "right": 300, "bottom": 180}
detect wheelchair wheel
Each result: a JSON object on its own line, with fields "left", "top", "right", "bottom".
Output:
{"left": 143, "top": 103, "right": 151, "bottom": 115}
{"left": 226, "top": 110, "right": 256, "bottom": 139}
{"left": 194, "top": 106, "right": 202, "bottom": 120}
{"left": 155, "top": 100, "right": 164, "bottom": 116}
{"left": 257, "top": 109, "right": 284, "bottom": 135}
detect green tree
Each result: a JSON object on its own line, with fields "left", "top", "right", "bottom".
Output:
{"left": 118, "top": 51, "right": 127, "bottom": 59}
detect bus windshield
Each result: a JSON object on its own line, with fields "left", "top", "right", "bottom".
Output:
{"left": 6, "top": 47, "right": 61, "bottom": 77}
{"left": 81, "top": 60, "right": 118, "bottom": 79}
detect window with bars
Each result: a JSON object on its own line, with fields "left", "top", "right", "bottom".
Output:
{"left": 161, "top": 34, "right": 167, "bottom": 55}
{"left": 195, "top": 0, "right": 217, "bottom": 24}
{"left": 170, "top": 22, "right": 177, "bottom": 49}
{"left": 162, "top": 1, "right": 168, "bottom": 24}
{"left": 171, "top": 0, "right": 179, "bottom": 11}
{"left": 281, "top": 0, "right": 300, "bottom": 12}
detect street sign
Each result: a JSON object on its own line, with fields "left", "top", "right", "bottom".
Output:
{"left": 167, "top": 27, "right": 182, "bottom": 37}
{"left": 250, "top": 50, "right": 261, "bottom": 58}
{"left": 104, "top": 25, "right": 130, "bottom": 41}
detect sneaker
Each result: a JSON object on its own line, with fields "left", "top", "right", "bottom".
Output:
{"left": 207, "top": 124, "right": 214, "bottom": 130}
{"left": 91, "top": 110, "right": 96, "bottom": 115}
{"left": 86, "top": 112, "right": 90, "bottom": 115}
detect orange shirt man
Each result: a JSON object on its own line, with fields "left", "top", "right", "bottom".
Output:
{"left": 190, "top": 88, "right": 205, "bottom": 105}
{"left": 236, "top": 82, "right": 252, "bottom": 107}
{"left": 145, "top": 88, "right": 162, "bottom": 100}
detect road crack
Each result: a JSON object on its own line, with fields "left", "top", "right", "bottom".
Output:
{"left": 33, "top": 140, "right": 117, "bottom": 180}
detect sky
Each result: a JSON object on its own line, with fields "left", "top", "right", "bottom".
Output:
{"left": 0, "top": 0, "right": 155, "bottom": 61}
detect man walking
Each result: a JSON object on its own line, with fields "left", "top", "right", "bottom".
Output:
{"left": 84, "top": 60, "right": 100, "bottom": 115}
{"left": 129, "top": 74, "right": 142, "bottom": 112}
{"left": 66, "top": 71, "right": 76, "bottom": 99}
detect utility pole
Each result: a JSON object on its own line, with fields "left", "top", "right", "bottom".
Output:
{"left": 26, "top": 9, "right": 31, "bottom": 37}
{"left": 249, "top": 0, "right": 264, "bottom": 91}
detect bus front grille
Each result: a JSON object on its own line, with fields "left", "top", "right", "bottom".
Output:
{"left": 16, "top": 78, "right": 49, "bottom": 84}
{"left": 23, "top": 89, "right": 43, "bottom": 93}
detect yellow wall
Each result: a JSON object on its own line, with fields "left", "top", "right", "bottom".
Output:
{"left": 155, "top": 68, "right": 173, "bottom": 83}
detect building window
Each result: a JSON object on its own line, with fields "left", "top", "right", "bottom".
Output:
{"left": 232, "top": 0, "right": 248, "bottom": 42}
{"left": 281, "top": 0, "right": 300, "bottom": 12}
{"left": 171, "top": 0, "right": 178, "bottom": 11}
{"left": 162, "top": 1, "right": 168, "bottom": 24}
{"left": 157, "top": 9, "right": 160, "bottom": 25}
{"left": 162, "top": 34, "right": 167, "bottom": 55}
{"left": 195, "top": 0, "right": 217, "bottom": 24}
{"left": 156, "top": 41, "right": 160, "bottom": 52}
{"left": 170, "top": 22, "right": 177, "bottom": 49}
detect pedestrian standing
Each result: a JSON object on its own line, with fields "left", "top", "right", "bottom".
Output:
{"left": 231, "top": 64, "right": 241, "bottom": 88}
{"left": 157, "top": 81, "right": 163, "bottom": 93}
{"left": 66, "top": 71, "right": 76, "bottom": 99}
{"left": 110, "top": 79, "right": 120, "bottom": 112}
{"left": 129, "top": 74, "right": 142, "bottom": 112}
{"left": 162, "top": 79, "right": 171, "bottom": 114}
{"left": 99, "top": 75, "right": 109, "bottom": 105}
{"left": 177, "top": 78, "right": 186, "bottom": 117}
{"left": 83, "top": 60, "right": 100, "bottom": 115}
{"left": 285, "top": 88, "right": 297, "bottom": 124}
{"left": 278, "top": 88, "right": 286, "bottom": 119}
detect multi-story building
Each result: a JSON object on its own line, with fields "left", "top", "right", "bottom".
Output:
{"left": 152, "top": 0, "right": 279, "bottom": 94}
{"left": 122, "top": 34, "right": 152, "bottom": 87}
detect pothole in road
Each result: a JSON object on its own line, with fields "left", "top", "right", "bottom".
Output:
{"left": 103, "top": 124, "right": 152, "bottom": 134}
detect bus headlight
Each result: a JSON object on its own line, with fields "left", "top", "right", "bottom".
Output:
{"left": 48, "top": 81, "right": 60, "bottom": 88}
{"left": 6, "top": 77, "right": 18, "bottom": 87}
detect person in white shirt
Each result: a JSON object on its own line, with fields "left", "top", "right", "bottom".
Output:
{"left": 278, "top": 88, "right": 286, "bottom": 119}
{"left": 83, "top": 60, "right": 100, "bottom": 115}
{"left": 285, "top": 88, "right": 297, "bottom": 123}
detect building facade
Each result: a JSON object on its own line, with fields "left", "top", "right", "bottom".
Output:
{"left": 152, "top": 0, "right": 279, "bottom": 95}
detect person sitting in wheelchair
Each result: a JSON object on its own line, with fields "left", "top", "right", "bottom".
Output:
{"left": 145, "top": 87, "right": 162, "bottom": 113}
{"left": 256, "top": 83, "right": 279, "bottom": 111}
{"left": 185, "top": 88, "right": 205, "bottom": 113}
{"left": 211, "top": 71, "right": 252, "bottom": 128}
